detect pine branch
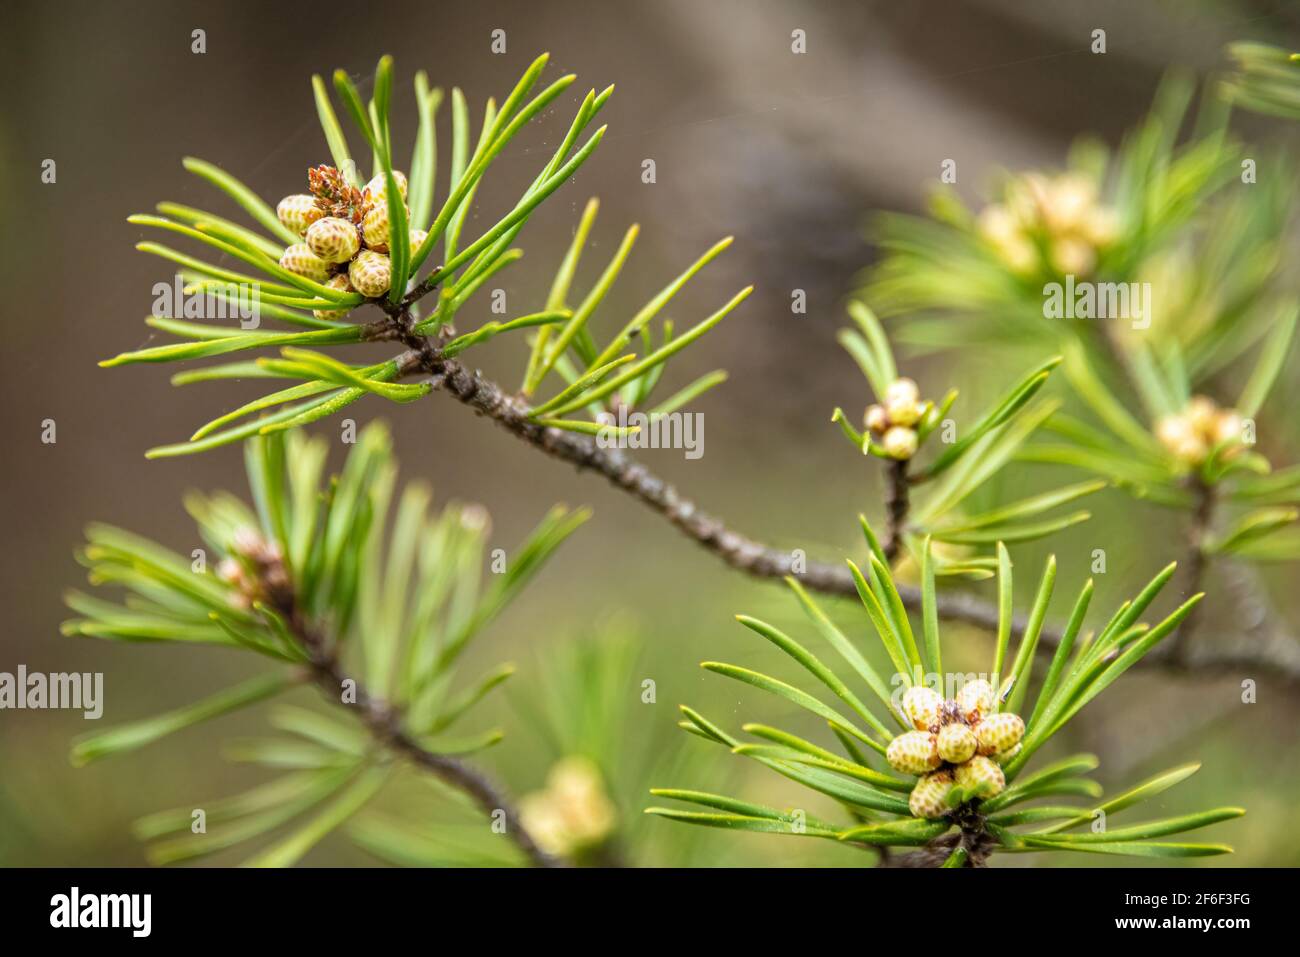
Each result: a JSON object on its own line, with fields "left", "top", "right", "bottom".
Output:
{"left": 651, "top": 543, "right": 1243, "bottom": 863}
{"left": 102, "top": 51, "right": 1300, "bottom": 694}
{"left": 381, "top": 343, "right": 1300, "bottom": 688}
{"left": 267, "top": 549, "right": 564, "bottom": 868}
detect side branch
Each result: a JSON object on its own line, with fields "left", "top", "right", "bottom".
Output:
{"left": 306, "top": 650, "right": 563, "bottom": 868}
{"left": 265, "top": 557, "right": 561, "bottom": 868}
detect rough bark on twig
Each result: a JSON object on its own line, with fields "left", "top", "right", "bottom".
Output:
{"left": 256, "top": 543, "right": 561, "bottom": 868}
{"left": 376, "top": 338, "right": 1300, "bottom": 688}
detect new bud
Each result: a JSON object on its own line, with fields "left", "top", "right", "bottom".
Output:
{"left": 885, "top": 377, "right": 919, "bottom": 407}
{"left": 976, "top": 713, "right": 1025, "bottom": 756}
{"left": 901, "top": 686, "right": 943, "bottom": 731}
{"left": 306, "top": 216, "right": 361, "bottom": 264}
{"left": 882, "top": 426, "right": 918, "bottom": 460}
{"left": 363, "top": 170, "right": 408, "bottom": 204}
{"left": 1213, "top": 411, "right": 1244, "bottom": 447}
{"left": 908, "top": 769, "right": 954, "bottom": 819}
{"left": 278, "top": 243, "right": 332, "bottom": 284}
{"left": 313, "top": 274, "right": 356, "bottom": 321}
{"left": 886, "top": 398, "right": 922, "bottom": 428}
{"left": 885, "top": 730, "right": 941, "bottom": 775}
{"left": 362, "top": 201, "right": 393, "bottom": 252}
{"left": 992, "top": 742, "right": 1022, "bottom": 766}
{"left": 884, "top": 377, "right": 922, "bottom": 428}
{"left": 864, "top": 403, "right": 889, "bottom": 434}
{"left": 956, "top": 678, "right": 995, "bottom": 720}
{"left": 937, "top": 723, "right": 978, "bottom": 764}
{"left": 954, "top": 754, "right": 1005, "bottom": 798}
{"left": 349, "top": 249, "right": 392, "bottom": 298}
{"left": 276, "top": 194, "right": 323, "bottom": 237}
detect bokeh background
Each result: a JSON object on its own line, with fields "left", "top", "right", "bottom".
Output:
{"left": 2, "top": 0, "right": 1298, "bottom": 866}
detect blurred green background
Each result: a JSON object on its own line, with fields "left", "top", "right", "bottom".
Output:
{"left": 2, "top": 0, "right": 1298, "bottom": 866}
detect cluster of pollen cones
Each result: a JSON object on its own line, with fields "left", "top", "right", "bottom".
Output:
{"left": 864, "top": 377, "right": 927, "bottom": 460}
{"left": 275, "top": 165, "right": 428, "bottom": 312}
{"left": 886, "top": 681, "right": 1026, "bottom": 819}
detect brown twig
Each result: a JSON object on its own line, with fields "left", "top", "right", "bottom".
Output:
{"left": 252, "top": 543, "right": 562, "bottom": 869}
{"left": 1161, "top": 478, "right": 1215, "bottom": 663}
{"left": 882, "top": 820, "right": 995, "bottom": 868}
{"left": 306, "top": 649, "right": 564, "bottom": 868}
{"left": 883, "top": 458, "right": 910, "bottom": 562}
{"left": 376, "top": 326, "right": 1300, "bottom": 688}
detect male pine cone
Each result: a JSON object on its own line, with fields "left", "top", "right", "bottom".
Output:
{"left": 275, "top": 166, "right": 422, "bottom": 303}
{"left": 889, "top": 682, "right": 1025, "bottom": 819}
